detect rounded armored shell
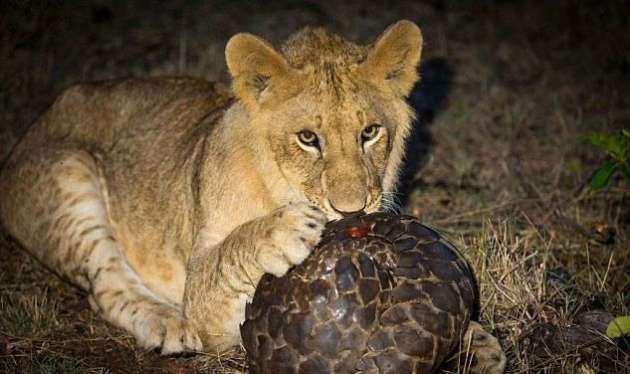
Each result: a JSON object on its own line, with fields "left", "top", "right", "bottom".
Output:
{"left": 241, "top": 213, "right": 477, "bottom": 374}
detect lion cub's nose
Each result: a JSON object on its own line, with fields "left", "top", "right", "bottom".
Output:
{"left": 328, "top": 198, "right": 366, "bottom": 218}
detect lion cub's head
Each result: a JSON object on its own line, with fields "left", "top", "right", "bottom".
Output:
{"left": 226, "top": 21, "right": 422, "bottom": 219}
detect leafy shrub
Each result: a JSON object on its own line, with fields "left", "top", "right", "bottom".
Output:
{"left": 587, "top": 129, "right": 630, "bottom": 190}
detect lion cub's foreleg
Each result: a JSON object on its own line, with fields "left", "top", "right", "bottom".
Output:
{"left": 1, "top": 150, "right": 201, "bottom": 354}
{"left": 184, "top": 203, "right": 326, "bottom": 351}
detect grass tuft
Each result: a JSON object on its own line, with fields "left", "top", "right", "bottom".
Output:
{"left": 0, "top": 292, "right": 59, "bottom": 338}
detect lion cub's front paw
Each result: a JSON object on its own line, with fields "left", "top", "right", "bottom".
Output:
{"left": 255, "top": 203, "right": 326, "bottom": 277}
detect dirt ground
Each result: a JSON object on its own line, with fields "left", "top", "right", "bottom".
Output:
{"left": 1, "top": 0, "right": 628, "bottom": 372}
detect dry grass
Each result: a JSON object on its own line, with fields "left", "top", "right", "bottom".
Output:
{"left": 1, "top": 0, "right": 628, "bottom": 372}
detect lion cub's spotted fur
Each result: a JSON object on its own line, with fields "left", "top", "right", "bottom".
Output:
{"left": 0, "top": 20, "right": 504, "bottom": 372}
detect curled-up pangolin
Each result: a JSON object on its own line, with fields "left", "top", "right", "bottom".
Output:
{"left": 241, "top": 212, "right": 498, "bottom": 373}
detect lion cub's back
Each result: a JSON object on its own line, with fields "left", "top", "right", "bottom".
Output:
{"left": 10, "top": 77, "right": 230, "bottom": 159}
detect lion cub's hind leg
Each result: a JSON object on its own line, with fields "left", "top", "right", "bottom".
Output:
{"left": 461, "top": 321, "right": 507, "bottom": 373}
{"left": 2, "top": 149, "right": 201, "bottom": 354}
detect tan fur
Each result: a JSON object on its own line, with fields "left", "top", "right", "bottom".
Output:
{"left": 0, "top": 20, "right": 503, "bottom": 369}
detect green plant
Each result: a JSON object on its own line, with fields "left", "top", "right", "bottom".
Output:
{"left": 606, "top": 316, "right": 630, "bottom": 339}
{"left": 587, "top": 129, "right": 630, "bottom": 190}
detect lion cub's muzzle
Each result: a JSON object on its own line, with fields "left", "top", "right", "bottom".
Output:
{"left": 325, "top": 181, "right": 371, "bottom": 218}
{"left": 322, "top": 158, "right": 377, "bottom": 218}
{"left": 327, "top": 194, "right": 367, "bottom": 217}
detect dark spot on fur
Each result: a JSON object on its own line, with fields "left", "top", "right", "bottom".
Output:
{"left": 306, "top": 211, "right": 322, "bottom": 219}
{"left": 92, "top": 267, "right": 103, "bottom": 282}
{"left": 119, "top": 301, "right": 129, "bottom": 313}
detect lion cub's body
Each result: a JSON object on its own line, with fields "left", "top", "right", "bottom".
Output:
{"left": 3, "top": 78, "right": 233, "bottom": 301}
{"left": 0, "top": 21, "right": 424, "bottom": 353}
{"left": 0, "top": 21, "right": 505, "bottom": 373}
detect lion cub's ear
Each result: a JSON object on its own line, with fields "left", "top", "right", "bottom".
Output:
{"left": 225, "top": 33, "right": 293, "bottom": 110}
{"left": 359, "top": 20, "right": 423, "bottom": 97}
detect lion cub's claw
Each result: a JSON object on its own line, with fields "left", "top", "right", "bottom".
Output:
{"left": 255, "top": 203, "right": 326, "bottom": 277}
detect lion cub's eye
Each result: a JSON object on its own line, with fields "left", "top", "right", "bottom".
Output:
{"left": 361, "top": 124, "right": 381, "bottom": 143}
{"left": 296, "top": 130, "right": 320, "bottom": 150}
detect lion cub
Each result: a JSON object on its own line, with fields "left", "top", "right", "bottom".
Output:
{"left": 0, "top": 20, "right": 504, "bottom": 372}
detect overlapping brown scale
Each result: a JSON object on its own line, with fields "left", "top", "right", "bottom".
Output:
{"left": 242, "top": 213, "right": 476, "bottom": 373}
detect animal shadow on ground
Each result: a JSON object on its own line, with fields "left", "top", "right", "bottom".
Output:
{"left": 398, "top": 57, "right": 454, "bottom": 208}
{"left": 396, "top": 57, "right": 486, "bottom": 356}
